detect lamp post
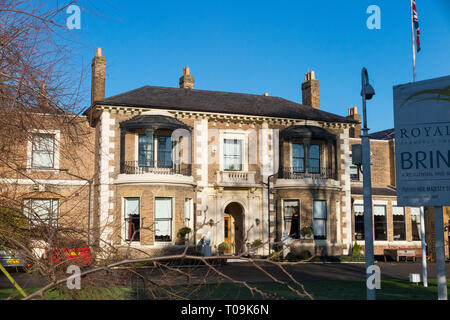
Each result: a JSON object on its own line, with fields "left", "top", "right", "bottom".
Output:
{"left": 361, "top": 67, "right": 376, "bottom": 300}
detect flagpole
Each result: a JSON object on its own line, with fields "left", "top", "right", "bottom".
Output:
{"left": 410, "top": 0, "right": 417, "bottom": 82}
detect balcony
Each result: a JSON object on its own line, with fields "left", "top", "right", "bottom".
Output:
{"left": 278, "top": 167, "right": 336, "bottom": 180}
{"left": 121, "top": 161, "right": 192, "bottom": 176}
{"left": 116, "top": 161, "right": 195, "bottom": 187}
{"left": 216, "top": 171, "right": 257, "bottom": 187}
{"left": 274, "top": 166, "right": 339, "bottom": 189}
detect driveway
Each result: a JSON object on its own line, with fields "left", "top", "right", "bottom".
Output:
{"left": 1, "top": 262, "right": 449, "bottom": 289}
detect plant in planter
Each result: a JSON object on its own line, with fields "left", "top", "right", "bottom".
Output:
{"left": 217, "top": 242, "right": 230, "bottom": 255}
{"left": 300, "top": 226, "right": 314, "bottom": 239}
{"left": 176, "top": 227, "right": 191, "bottom": 245}
{"left": 249, "top": 239, "right": 263, "bottom": 257}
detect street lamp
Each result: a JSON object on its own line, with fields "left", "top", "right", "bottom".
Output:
{"left": 361, "top": 67, "right": 376, "bottom": 300}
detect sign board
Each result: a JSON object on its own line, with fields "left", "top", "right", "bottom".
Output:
{"left": 393, "top": 75, "right": 450, "bottom": 206}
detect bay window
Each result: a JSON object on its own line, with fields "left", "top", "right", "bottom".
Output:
{"left": 393, "top": 206, "right": 406, "bottom": 241}
{"left": 283, "top": 200, "right": 300, "bottom": 239}
{"left": 291, "top": 143, "right": 321, "bottom": 173}
{"left": 374, "top": 205, "right": 387, "bottom": 241}
{"left": 411, "top": 207, "right": 421, "bottom": 241}
{"left": 138, "top": 132, "right": 172, "bottom": 168}
{"left": 124, "top": 197, "right": 140, "bottom": 242}
{"left": 313, "top": 200, "right": 327, "bottom": 240}
{"left": 292, "top": 144, "right": 305, "bottom": 173}
{"left": 155, "top": 197, "right": 173, "bottom": 242}
{"left": 354, "top": 204, "right": 365, "bottom": 240}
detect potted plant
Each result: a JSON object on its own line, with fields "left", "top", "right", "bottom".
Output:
{"left": 250, "top": 239, "right": 263, "bottom": 257}
{"left": 217, "top": 242, "right": 230, "bottom": 255}
{"left": 300, "top": 226, "right": 314, "bottom": 239}
{"left": 176, "top": 227, "right": 191, "bottom": 245}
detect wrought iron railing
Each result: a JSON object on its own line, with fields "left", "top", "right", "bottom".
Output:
{"left": 278, "top": 166, "right": 336, "bottom": 180}
{"left": 121, "top": 161, "right": 192, "bottom": 176}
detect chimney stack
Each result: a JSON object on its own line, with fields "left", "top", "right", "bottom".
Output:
{"left": 38, "top": 80, "right": 49, "bottom": 110}
{"left": 301, "top": 70, "right": 320, "bottom": 109}
{"left": 347, "top": 106, "right": 362, "bottom": 138}
{"left": 179, "top": 67, "right": 194, "bottom": 89}
{"left": 91, "top": 47, "right": 106, "bottom": 104}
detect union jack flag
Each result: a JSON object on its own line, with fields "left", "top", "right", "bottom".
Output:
{"left": 412, "top": 0, "right": 421, "bottom": 52}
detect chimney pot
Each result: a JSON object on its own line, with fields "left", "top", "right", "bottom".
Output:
{"left": 263, "top": 92, "right": 269, "bottom": 96}
{"left": 180, "top": 66, "right": 194, "bottom": 89}
{"left": 96, "top": 47, "right": 102, "bottom": 57}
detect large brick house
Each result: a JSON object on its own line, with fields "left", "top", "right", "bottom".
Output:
{"left": 2, "top": 48, "right": 437, "bottom": 259}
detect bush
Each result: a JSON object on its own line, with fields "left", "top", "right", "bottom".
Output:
{"left": 297, "top": 250, "right": 312, "bottom": 260}
{"left": 217, "top": 242, "right": 229, "bottom": 255}
{"left": 268, "top": 251, "right": 283, "bottom": 262}
{"left": 340, "top": 254, "right": 365, "bottom": 262}
{"left": 176, "top": 227, "right": 191, "bottom": 240}
{"left": 300, "top": 226, "right": 313, "bottom": 237}
{"left": 352, "top": 241, "right": 361, "bottom": 255}
{"left": 285, "top": 252, "right": 297, "bottom": 262}
{"left": 251, "top": 239, "right": 263, "bottom": 248}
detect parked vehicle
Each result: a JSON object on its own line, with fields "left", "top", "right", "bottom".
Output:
{"left": 0, "top": 248, "right": 32, "bottom": 271}
{"left": 42, "top": 239, "right": 92, "bottom": 268}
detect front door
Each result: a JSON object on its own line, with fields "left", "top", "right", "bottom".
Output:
{"left": 224, "top": 215, "right": 231, "bottom": 253}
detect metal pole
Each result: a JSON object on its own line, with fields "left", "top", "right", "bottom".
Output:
{"left": 361, "top": 68, "right": 375, "bottom": 300}
{"left": 410, "top": 0, "right": 417, "bottom": 82}
{"left": 433, "top": 206, "right": 447, "bottom": 300}
{"left": 419, "top": 206, "right": 428, "bottom": 287}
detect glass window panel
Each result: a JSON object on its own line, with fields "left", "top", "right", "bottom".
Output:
{"left": 125, "top": 198, "right": 140, "bottom": 217}
{"left": 155, "top": 197, "right": 172, "bottom": 241}
{"left": 374, "top": 213, "right": 387, "bottom": 240}
{"left": 313, "top": 219, "right": 326, "bottom": 237}
{"left": 25, "top": 199, "right": 58, "bottom": 227}
{"left": 411, "top": 207, "right": 421, "bottom": 241}
{"left": 138, "top": 134, "right": 154, "bottom": 167}
{"left": 157, "top": 135, "right": 172, "bottom": 167}
{"left": 308, "top": 145, "right": 320, "bottom": 173}
{"left": 224, "top": 139, "right": 242, "bottom": 171}
{"left": 292, "top": 144, "right": 305, "bottom": 172}
{"left": 313, "top": 201, "right": 327, "bottom": 219}
{"left": 283, "top": 200, "right": 300, "bottom": 239}
{"left": 32, "top": 134, "right": 55, "bottom": 168}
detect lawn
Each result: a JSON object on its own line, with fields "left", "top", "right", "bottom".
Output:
{"left": 1, "top": 279, "right": 449, "bottom": 300}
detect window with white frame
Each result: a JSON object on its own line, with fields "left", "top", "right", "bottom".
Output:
{"left": 124, "top": 198, "right": 140, "bottom": 242}
{"left": 138, "top": 132, "right": 172, "bottom": 168}
{"left": 374, "top": 205, "right": 387, "bottom": 241}
{"left": 283, "top": 200, "right": 300, "bottom": 239}
{"left": 313, "top": 200, "right": 327, "bottom": 240}
{"left": 223, "top": 139, "right": 242, "bottom": 171}
{"left": 155, "top": 197, "right": 173, "bottom": 242}
{"left": 31, "top": 134, "right": 55, "bottom": 169}
{"left": 392, "top": 206, "right": 406, "bottom": 241}
{"left": 354, "top": 204, "right": 364, "bottom": 240}
{"left": 184, "top": 198, "right": 193, "bottom": 229}
{"left": 411, "top": 207, "right": 421, "bottom": 241}
{"left": 23, "top": 198, "right": 59, "bottom": 228}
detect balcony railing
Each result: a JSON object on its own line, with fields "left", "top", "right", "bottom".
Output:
{"left": 216, "top": 171, "right": 256, "bottom": 185}
{"left": 278, "top": 167, "right": 336, "bottom": 180}
{"left": 121, "top": 161, "right": 192, "bottom": 176}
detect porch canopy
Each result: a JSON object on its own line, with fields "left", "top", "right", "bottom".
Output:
{"left": 280, "top": 125, "right": 336, "bottom": 141}
{"left": 119, "top": 114, "right": 191, "bottom": 131}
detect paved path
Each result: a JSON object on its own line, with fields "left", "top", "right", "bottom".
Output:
{"left": 2, "top": 262, "right": 449, "bottom": 289}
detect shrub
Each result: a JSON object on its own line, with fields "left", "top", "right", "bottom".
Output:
{"left": 217, "top": 242, "right": 229, "bottom": 255}
{"left": 297, "top": 250, "right": 312, "bottom": 260}
{"left": 352, "top": 241, "right": 361, "bottom": 255}
{"left": 268, "top": 251, "right": 283, "bottom": 262}
{"left": 285, "top": 252, "right": 297, "bottom": 262}
{"left": 251, "top": 239, "right": 263, "bottom": 248}
{"left": 300, "top": 226, "right": 313, "bottom": 237}
{"left": 176, "top": 227, "right": 192, "bottom": 240}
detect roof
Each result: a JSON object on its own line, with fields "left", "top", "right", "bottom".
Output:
{"left": 369, "top": 128, "right": 395, "bottom": 140}
{"left": 351, "top": 186, "right": 397, "bottom": 197}
{"left": 280, "top": 125, "right": 337, "bottom": 141}
{"left": 119, "top": 114, "right": 191, "bottom": 131}
{"left": 91, "top": 86, "right": 356, "bottom": 124}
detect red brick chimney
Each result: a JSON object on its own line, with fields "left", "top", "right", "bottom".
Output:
{"left": 179, "top": 67, "right": 194, "bottom": 89}
{"left": 301, "top": 70, "right": 320, "bottom": 109}
{"left": 91, "top": 48, "right": 106, "bottom": 104}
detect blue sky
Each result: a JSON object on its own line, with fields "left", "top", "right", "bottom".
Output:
{"left": 71, "top": 0, "right": 449, "bottom": 132}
